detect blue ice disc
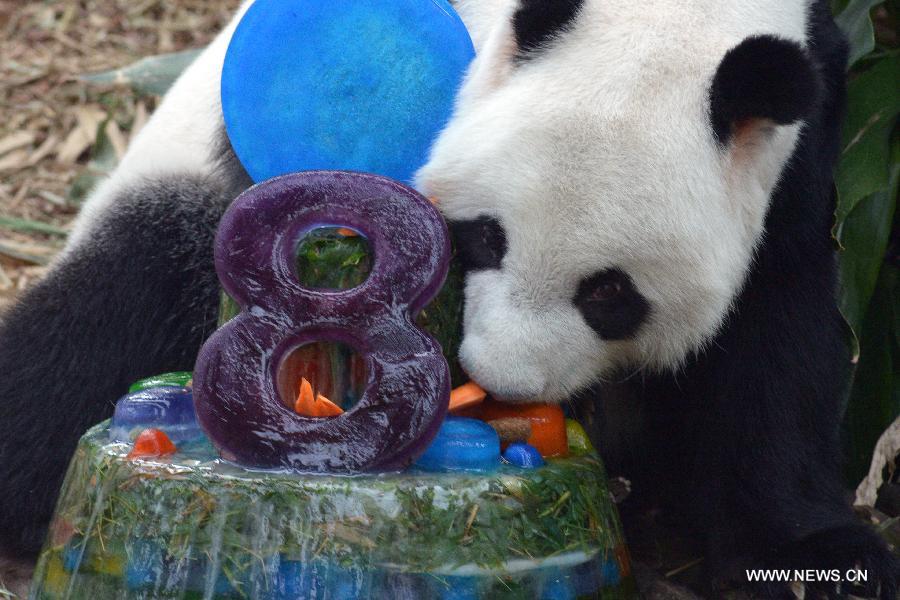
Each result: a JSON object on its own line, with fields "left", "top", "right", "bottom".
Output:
{"left": 221, "top": 0, "right": 475, "bottom": 184}
{"left": 414, "top": 417, "right": 500, "bottom": 473}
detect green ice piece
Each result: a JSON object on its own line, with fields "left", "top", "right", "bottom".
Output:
{"left": 128, "top": 371, "right": 192, "bottom": 393}
{"left": 566, "top": 419, "right": 596, "bottom": 456}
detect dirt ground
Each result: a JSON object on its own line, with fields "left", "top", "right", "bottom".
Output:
{"left": 0, "top": 0, "right": 241, "bottom": 313}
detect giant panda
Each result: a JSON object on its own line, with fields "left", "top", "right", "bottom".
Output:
{"left": 0, "top": 0, "right": 897, "bottom": 597}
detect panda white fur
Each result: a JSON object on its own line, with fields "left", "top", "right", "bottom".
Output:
{"left": 1, "top": 0, "right": 897, "bottom": 596}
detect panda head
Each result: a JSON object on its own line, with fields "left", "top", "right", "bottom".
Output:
{"left": 415, "top": 0, "right": 821, "bottom": 402}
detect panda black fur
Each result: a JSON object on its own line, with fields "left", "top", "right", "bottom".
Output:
{"left": 1, "top": 0, "right": 897, "bottom": 597}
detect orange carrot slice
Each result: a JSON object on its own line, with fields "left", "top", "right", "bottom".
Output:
{"left": 294, "top": 377, "right": 345, "bottom": 417}
{"left": 314, "top": 393, "right": 344, "bottom": 417}
{"left": 449, "top": 381, "right": 488, "bottom": 413}
{"left": 127, "top": 428, "right": 177, "bottom": 459}
{"left": 336, "top": 227, "right": 359, "bottom": 237}
{"left": 296, "top": 377, "right": 314, "bottom": 411}
{"left": 479, "top": 401, "right": 568, "bottom": 458}
{"left": 615, "top": 544, "right": 632, "bottom": 578}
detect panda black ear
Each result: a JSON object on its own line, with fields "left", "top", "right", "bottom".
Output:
{"left": 710, "top": 35, "right": 819, "bottom": 146}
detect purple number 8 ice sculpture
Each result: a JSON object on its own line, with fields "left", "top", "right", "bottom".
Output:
{"left": 192, "top": 171, "right": 451, "bottom": 472}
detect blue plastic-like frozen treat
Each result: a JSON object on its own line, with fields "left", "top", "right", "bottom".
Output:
{"left": 221, "top": 0, "right": 475, "bottom": 184}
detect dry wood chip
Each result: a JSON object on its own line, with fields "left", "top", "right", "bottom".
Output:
{"left": 105, "top": 120, "right": 128, "bottom": 160}
{"left": 57, "top": 105, "right": 107, "bottom": 164}
{"left": 0, "top": 149, "right": 30, "bottom": 172}
{"left": 59, "top": 4, "right": 77, "bottom": 30}
{"left": 131, "top": 100, "right": 150, "bottom": 140}
{"left": 22, "top": 265, "right": 48, "bottom": 277}
{"left": 128, "top": 0, "right": 163, "bottom": 18}
{"left": 51, "top": 30, "right": 91, "bottom": 55}
{"left": 6, "top": 114, "right": 29, "bottom": 133}
{"left": 27, "top": 134, "right": 60, "bottom": 166}
{"left": 0, "top": 264, "right": 12, "bottom": 290}
{"left": 0, "top": 238, "right": 59, "bottom": 258}
{"left": 5, "top": 71, "right": 48, "bottom": 87}
{"left": 12, "top": 182, "right": 29, "bottom": 204}
{"left": 856, "top": 416, "right": 900, "bottom": 507}
{"left": 37, "top": 190, "right": 66, "bottom": 206}
{"left": 87, "top": 13, "right": 108, "bottom": 28}
{"left": 0, "top": 131, "right": 35, "bottom": 157}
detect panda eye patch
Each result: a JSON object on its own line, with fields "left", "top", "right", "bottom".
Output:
{"left": 573, "top": 269, "right": 650, "bottom": 340}
{"left": 450, "top": 217, "right": 508, "bottom": 272}
{"left": 513, "top": 0, "right": 585, "bottom": 60}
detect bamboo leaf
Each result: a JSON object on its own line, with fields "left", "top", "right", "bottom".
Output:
{"left": 838, "top": 153, "right": 899, "bottom": 334}
{"left": 0, "top": 216, "right": 68, "bottom": 237}
{"left": 835, "top": 0, "right": 883, "bottom": 67}
{"left": 80, "top": 49, "right": 202, "bottom": 97}
{"left": 0, "top": 240, "right": 56, "bottom": 265}
{"left": 845, "top": 266, "right": 899, "bottom": 483}
{"left": 835, "top": 55, "right": 900, "bottom": 223}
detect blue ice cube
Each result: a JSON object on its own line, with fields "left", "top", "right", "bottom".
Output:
{"left": 414, "top": 417, "right": 501, "bottom": 473}
{"left": 503, "top": 442, "right": 546, "bottom": 469}
{"left": 124, "top": 539, "right": 164, "bottom": 590}
{"left": 437, "top": 574, "right": 479, "bottom": 599}
{"left": 540, "top": 570, "right": 576, "bottom": 600}
{"left": 600, "top": 556, "right": 621, "bottom": 586}
{"left": 110, "top": 386, "right": 202, "bottom": 443}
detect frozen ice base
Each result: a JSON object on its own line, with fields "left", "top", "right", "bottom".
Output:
{"left": 31, "top": 422, "right": 635, "bottom": 599}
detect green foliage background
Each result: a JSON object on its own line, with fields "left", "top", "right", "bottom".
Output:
{"left": 76, "top": 2, "right": 898, "bottom": 485}
{"left": 830, "top": 0, "right": 900, "bottom": 483}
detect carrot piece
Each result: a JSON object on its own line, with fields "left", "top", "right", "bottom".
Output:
{"left": 295, "top": 377, "right": 315, "bottom": 412}
{"left": 127, "top": 428, "right": 177, "bottom": 459}
{"left": 294, "top": 377, "right": 344, "bottom": 417}
{"left": 449, "top": 381, "right": 488, "bottom": 413}
{"left": 479, "top": 401, "right": 568, "bottom": 458}
{"left": 335, "top": 227, "right": 359, "bottom": 237}
{"left": 315, "top": 393, "right": 344, "bottom": 417}
{"left": 615, "top": 544, "right": 632, "bottom": 578}
{"left": 50, "top": 518, "right": 76, "bottom": 546}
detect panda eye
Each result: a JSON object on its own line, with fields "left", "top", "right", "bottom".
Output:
{"left": 588, "top": 279, "right": 624, "bottom": 303}
{"left": 449, "top": 217, "right": 508, "bottom": 272}
{"left": 578, "top": 270, "right": 630, "bottom": 302}
{"left": 573, "top": 269, "right": 650, "bottom": 340}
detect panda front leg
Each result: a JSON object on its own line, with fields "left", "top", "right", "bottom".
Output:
{"left": 0, "top": 2, "right": 253, "bottom": 558}
{"left": 0, "top": 177, "right": 236, "bottom": 557}
{"left": 666, "top": 266, "right": 900, "bottom": 598}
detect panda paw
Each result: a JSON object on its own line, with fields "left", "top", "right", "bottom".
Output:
{"left": 750, "top": 524, "right": 900, "bottom": 599}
